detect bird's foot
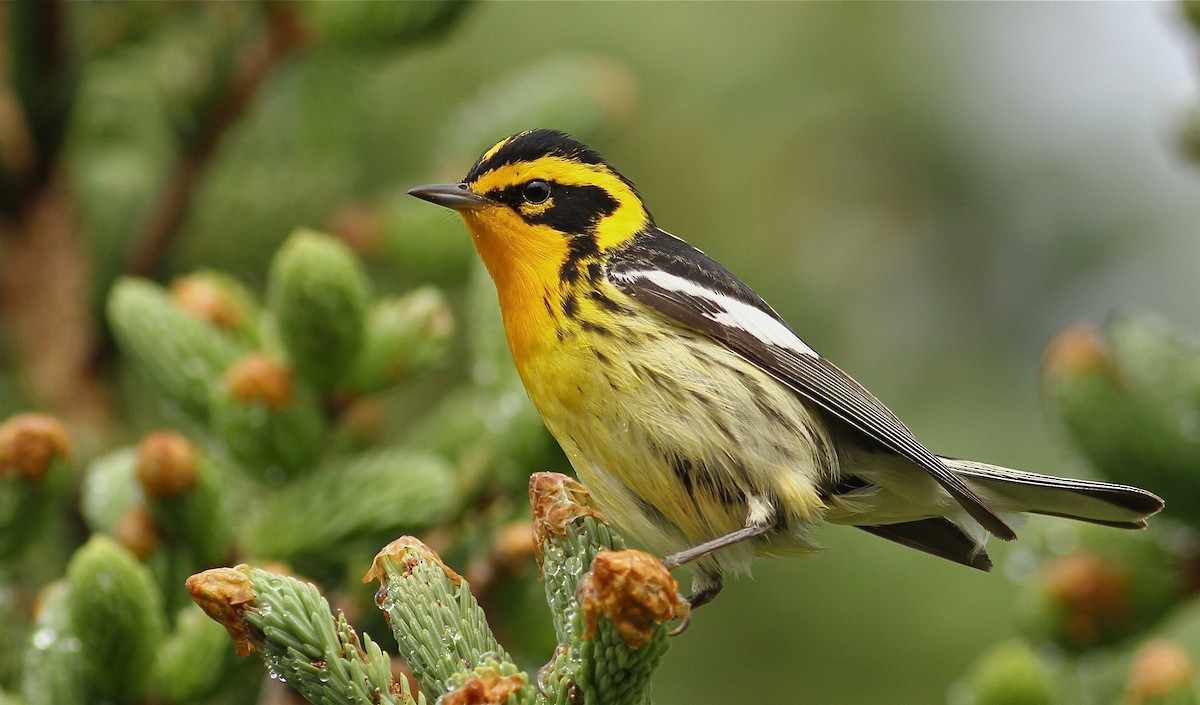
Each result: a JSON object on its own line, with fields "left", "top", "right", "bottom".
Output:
{"left": 667, "top": 578, "right": 722, "bottom": 636}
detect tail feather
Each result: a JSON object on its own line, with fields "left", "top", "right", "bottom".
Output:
{"left": 858, "top": 518, "right": 993, "bottom": 571}
{"left": 939, "top": 458, "right": 1164, "bottom": 529}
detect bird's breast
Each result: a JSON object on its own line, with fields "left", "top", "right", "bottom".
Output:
{"left": 512, "top": 308, "right": 838, "bottom": 558}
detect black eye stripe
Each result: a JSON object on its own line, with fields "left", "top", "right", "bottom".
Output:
{"left": 484, "top": 181, "right": 618, "bottom": 234}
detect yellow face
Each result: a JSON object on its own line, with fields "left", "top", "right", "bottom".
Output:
{"left": 455, "top": 132, "right": 652, "bottom": 298}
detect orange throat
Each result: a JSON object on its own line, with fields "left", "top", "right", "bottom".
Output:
{"left": 462, "top": 208, "right": 569, "bottom": 365}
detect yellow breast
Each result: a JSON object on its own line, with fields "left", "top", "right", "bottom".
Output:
{"left": 460, "top": 201, "right": 832, "bottom": 575}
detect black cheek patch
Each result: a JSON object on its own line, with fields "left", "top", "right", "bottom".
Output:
{"left": 482, "top": 183, "right": 619, "bottom": 236}
{"left": 525, "top": 184, "right": 619, "bottom": 234}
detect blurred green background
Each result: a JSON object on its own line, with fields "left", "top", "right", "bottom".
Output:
{"left": 2, "top": 2, "right": 1198, "bottom": 704}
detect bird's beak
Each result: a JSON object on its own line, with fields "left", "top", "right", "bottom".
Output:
{"left": 407, "top": 183, "right": 493, "bottom": 211}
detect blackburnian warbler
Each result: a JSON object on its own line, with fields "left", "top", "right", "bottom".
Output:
{"left": 410, "top": 129, "right": 1163, "bottom": 616}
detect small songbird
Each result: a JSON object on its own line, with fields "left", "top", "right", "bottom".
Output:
{"left": 410, "top": 129, "right": 1163, "bottom": 615}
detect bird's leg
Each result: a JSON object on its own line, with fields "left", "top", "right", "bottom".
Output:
{"left": 663, "top": 496, "right": 775, "bottom": 636}
{"left": 660, "top": 523, "right": 771, "bottom": 569}
{"left": 661, "top": 495, "right": 776, "bottom": 569}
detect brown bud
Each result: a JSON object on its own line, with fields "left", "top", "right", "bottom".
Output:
{"left": 0, "top": 413, "right": 70, "bottom": 483}
{"left": 170, "top": 274, "right": 246, "bottom": 332}
{"left": 579, "top": 549, "right": 686, "bottom": 649}
{"left": 113, "top": 506, "right": 160, "bottom": 560}
{"left": 529, "top": 472, "right": 607, "bottom": 566}
{"left": 185, "top": 566, "right": 259, "bottom": 656}
{"left": 136, "top": 430, "right": 198, "bottom": 499}
{"left": 1042, "top": 551, "right": 1131, "bottom": 647}
{"left": 224, "top": 354, "right": 295, "bottom": 408}
{"left": 1043, "top": 325, "right": 1118, "bottom": 385}
{"left": 363, "top": 536, "right": 463, "bottom": 587}
{"left": 441, "top": 670, "right": 525, "bottom": 705}
{"left": 1126, "top": 640, "right": 1194, "bottom": 704}
{"left": 341, "top": 398, "right": 384, "bottom": 444}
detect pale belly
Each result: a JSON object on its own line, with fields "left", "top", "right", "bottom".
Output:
{"left": 515, "top": 322, "right": 839, "bottom": 575}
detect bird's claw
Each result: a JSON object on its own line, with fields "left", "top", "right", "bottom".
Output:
{"left": 668, "top": 610, "right": 693, "bottom": 636}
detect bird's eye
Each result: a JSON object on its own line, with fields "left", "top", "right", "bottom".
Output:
{"left": 522, "top": 180, "right": 551, "bottom": 204}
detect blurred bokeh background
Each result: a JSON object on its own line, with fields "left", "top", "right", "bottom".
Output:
{"left": 2, "top": 3, "right": 1199, "bottom": 704}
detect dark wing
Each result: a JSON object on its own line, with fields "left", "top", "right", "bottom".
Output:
{"left": 607, "top": 228, "right": 1016, "bottom": 541}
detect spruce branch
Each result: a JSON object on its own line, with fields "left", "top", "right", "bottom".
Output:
{"left": 65, "top": 536, "right": 166, "bottom": 703}
{"left": 133, "top": 430, "right": 231, "bottom": 567}
{"left": 267, "top": 229, "right": 372, "bottom": 392}
{"left": 365, "top": 537, "right": 515, "bottom": 701}
{"left": 0, "top": 413, "right": 72, "bottom": 560}
{"left": 149, "top": 605, "right": 237, "bottom": 704}
{"left": 529, "top": 472, "right": 625, "bottom": 643}
{"left": 212, "top": 352, "right": 325, "bottom": 482}
{"left": 1043, "top": 315, "right": 1200, "bottom": 528}
{"left": 573, "top": 550, "right": 685, "bottom": 705}
{"left": 107, "top": 276, "right": 241, "bottom": 421}
{"left": 241, "top": 447, "right": 460, "bottom": 561}
{"left": 530, "top": 473, "right": 684, "bottom": 704}
{"left": 196, "top": 472, "right": 686, "bottom": 705}
{"left": 170, "top": 270, "right": 262, "bottom": 346}
{"left": 187, "top": 564, "right": 421, "bottom": 705}
{"left": 344, "top": 288, "right": 455, "bottom": 395}
{"left": 21, "top": 582, "right": 86, "bottom": 705}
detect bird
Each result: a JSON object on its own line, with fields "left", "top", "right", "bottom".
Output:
{"left": 409, "top": 128, "right": 1164, "bottom": 616}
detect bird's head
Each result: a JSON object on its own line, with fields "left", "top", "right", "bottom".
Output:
{"left": 409, "top": 130, "right": 652, "bottom": 290}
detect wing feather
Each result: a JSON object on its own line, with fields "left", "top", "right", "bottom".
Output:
{"left": 608, "top": 228, "right": 1016, "bottom": 540}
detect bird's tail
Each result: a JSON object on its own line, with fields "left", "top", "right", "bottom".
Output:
{"left": 939, "top": 457, "right": 1164, "bottom": 529}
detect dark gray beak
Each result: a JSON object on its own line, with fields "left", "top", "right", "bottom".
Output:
{"left": 407, "top": 183, "right": 493, "bottom": 211}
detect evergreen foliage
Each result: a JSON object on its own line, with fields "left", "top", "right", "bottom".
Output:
{"left": 1, "top": 3, "right": 1199, "bottom": 704}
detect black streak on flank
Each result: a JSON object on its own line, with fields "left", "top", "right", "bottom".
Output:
{"left": 671, "top": 455, "right": 696, "bottom": 499}
{"left": 696, "top": 466, "right": 744, "bottom": 507}
{"left": 632, "top": 362, "right": 670, "bottom": 391}
{"left": 588, "top": 289, "right": 625, "bottom": 313}
{"left": 752, "top": 394, "right": 803, "bottom": 436}
{"left": 709, "top": 413, "right": 738, "bottom": 447}
{"left": 659, "top": 441, "right": 744, "bottom": 510}
{"left": 579, "top": 319, "right": 612, "bottom": 337}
